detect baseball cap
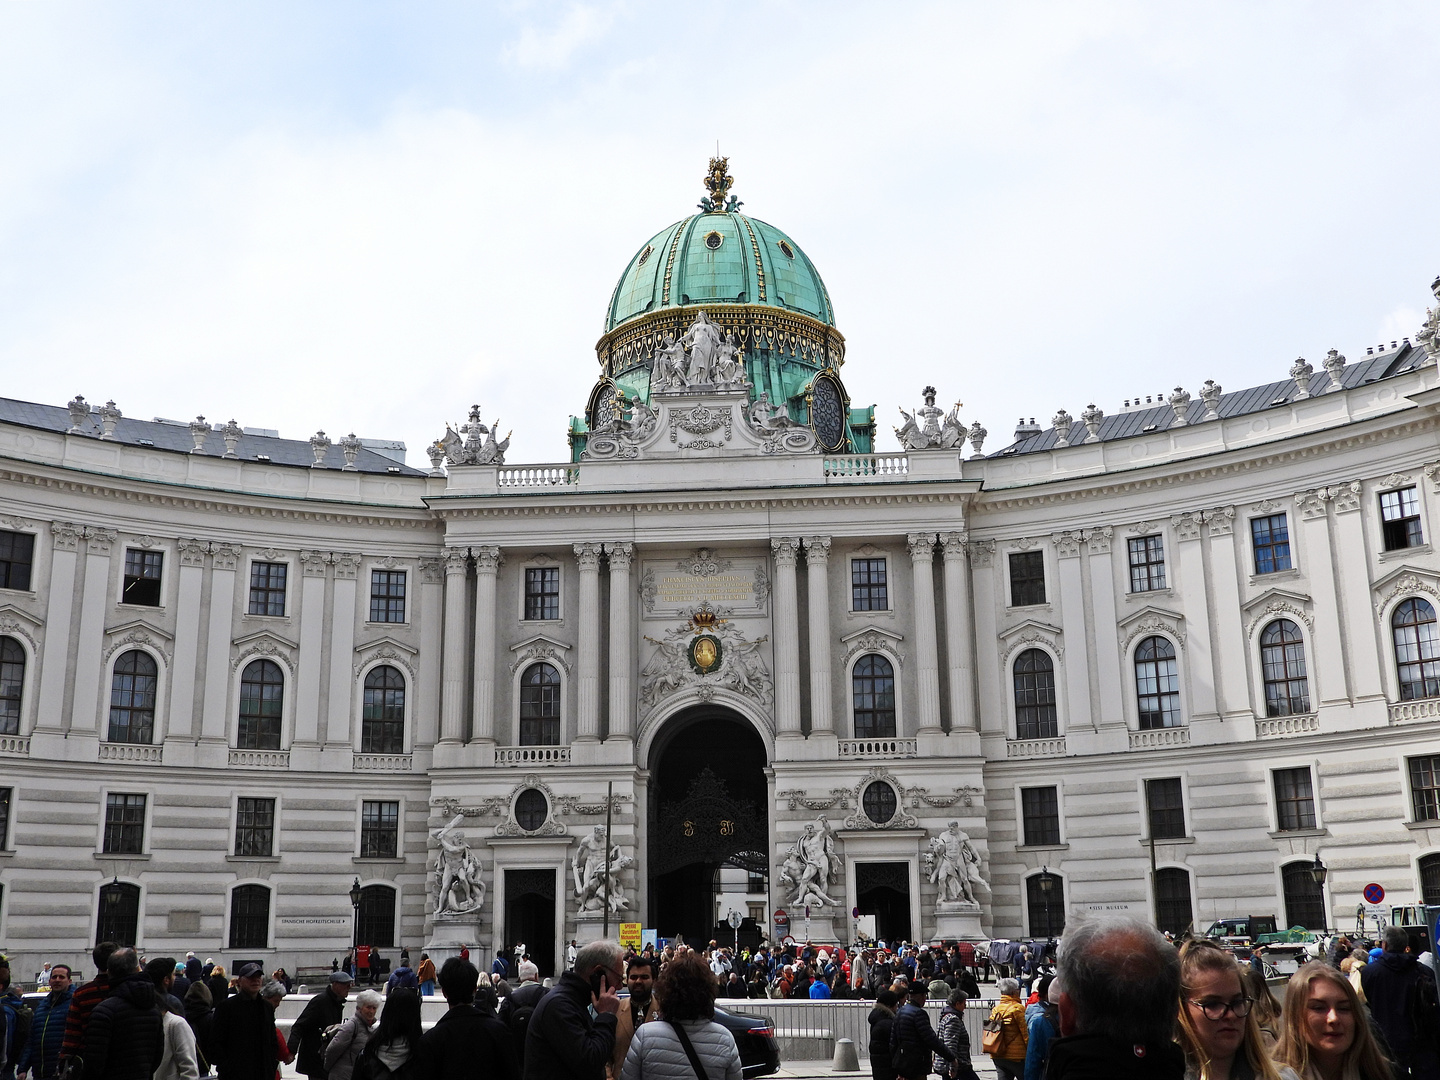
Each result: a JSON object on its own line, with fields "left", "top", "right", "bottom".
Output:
{"left": 330, "top": 971, "right": 354, "bottom": 984}
{"left": 236, "top": 963, "right": 264, "bottom": 979}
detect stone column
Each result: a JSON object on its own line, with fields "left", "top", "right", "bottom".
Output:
{"left": 69, "top": 527, "right": 117, "bottom": 736}
{"left": 1203, "top": 509, "right": 1254, "bottom": 716}
{"left": 967, "top": 541, "right": 1003, "bottom": 735}
{"left": 438, "top": 548, "right": 470, "bottom": 745}
{"left": 1084, "top": 528, "right": 1125, "bottom": 727}
{"left": 416, "top": 558, "right": 444, "bottom": 748}
{"left": 294, "top": 550, "right": 328, "bottom": 745}
{"left": 1052, "top": 531, "right": 1093, "bottom": 730}
{"left": 471, "top": 546, "right": 502, "bottom": 743}
{"left": 199, "top": 544, "right": 240, "bottom": 742}
{"left": 1172, "top": 513, "right": 1218, "bottom": 720}
{"left": 164, "top": 539, "right": 208, "bottom": 741}
{"left": 1328, "top": 483, "right": 1384, "bottom": 701}
{"left": 606, "top": 543, "right": 635, "bottom": 742}
{"left": 574, "top": 542, "right": 603, "bottom": 742}
{"left": 325, "top": 553, "right": 360, "bottom": 746}
{"left": 940, "top": 532, "right": 975, "bottom": 731}
{"left": 907, "top": 532, "right": 942, "bottom": 734}
{"left": 804, "top": 536, "right": 834, "bottom": 735}
{"left": 35, "top": 523, "right": 82, "bottom": 734}
{"left": 771, "top": 537, "right": 803, "bottom": 738}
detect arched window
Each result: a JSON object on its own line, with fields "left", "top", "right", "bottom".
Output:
{"left": 107, "top": 651, "right": 158, "bottom": 744}
{"left": 361, "top": 666, "right": 405, "bottom": 753}
{"left": 1135, "top": 636, "right": 1180, "bottom": 729}
{"left": 238, "top": 659, "right": 284, "bottom": 750}
{"left": 1261, "top": 619, "right": 1310, "bottom": 716}
{"left": 1026, "top": 871, "right": 1065, "bottom": 938}
{"left": 1393, "top": 598, "right": 1440, "bottom": 701}
{"left": 852, "top": 654, "right": 896, "bottom": 739}
{"left": 1420, "top": 853, "right": 1440, "bottom": 906}
{"left": 229, "top": 884, "right": 271, "bottom": 949}
{"left": 1154, "top": 867, "right": 1194, "bottom": 935}
{"left": 96, "top": 881, "right": 141, "bottom": 946}
{"left": 519, "top": 663, "right": 560, "bottom": 746}
{"left": 357, "top": 884, "right": 396, "bottom": 948}
{"left": 0, "top": 637, "right": 24, "bottom": 737}
{"left": 1281, "top": 861, "right": 1326, "bottom": 930}
{"left": 1013, "top": 649, "right": 1057, "bottom": 739}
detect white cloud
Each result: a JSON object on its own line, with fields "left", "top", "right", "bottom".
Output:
{"left": 503, "top": 3, "right": 615, "bottom": 71}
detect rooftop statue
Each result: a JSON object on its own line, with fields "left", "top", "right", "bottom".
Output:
{"left": 895, "top": 387, "right": 965, "bottom": 450}
{"left": 435, "top": 405, "right": 511, "bottom": 466}
{"left": 698, "top": 155, "right": 743, "bottom": 214}
{"left": 682, "top": 311, "right": 724, "bottom": 384}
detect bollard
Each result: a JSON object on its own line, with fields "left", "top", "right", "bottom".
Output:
{"left": 832, "top": 1037, "right": 861, "bottom": 1072}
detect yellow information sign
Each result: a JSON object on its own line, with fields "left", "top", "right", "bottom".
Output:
{"left": 619, "top": 922, "right": 643, "bottom": 950}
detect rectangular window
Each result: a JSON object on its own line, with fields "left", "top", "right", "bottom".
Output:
{"left": 122, "top": 549, "right": 163, "bottom": 607}
{"left": 1273, "top": 767, "right": 1317, "bottom": 831}
{"left": 0, "top": 531, "right": 35, "bottom": 592}
{"left": 0, "top": 787, "right": 10, "bottom": 849}
{"left": 524, "top": 567, "right": 560, "bottom": 621}
{"left": 369, "top": 570, "right": 406, "bottom": 623}
{"left": 1145, "top": 777, "right": 1186, "bottom": 839}
{"left": 1411, "top": 755, "right": 1440, "bottom": 823}
{"left": 851, "top": 559, "right": 889, "bottom": 611}
{"left": 247, "top": 562, "right": 287, "bottom": 617}
{"left": 1251, "top": 514, "right": 1292, "bottom": 575}
{"left": 1128, "top": 535, "right": 1167, "bottom": 592}
{"left": 103, "top": 792, "right": 146, "bottom": 854}
{"left": 1020, "top": 786, "right": 1061, "bottom": 847}
{"left": 234, "top": 797, "right": 276, "bottom": 857}
{"left": 1010, "top": 551, "right": 1046, "bottom": 606}
{"left": 360, "top": 800, "right": 399, "bottom": 859}
{"left": 1381, "top": 487, "right": 1424, "bottom": 551}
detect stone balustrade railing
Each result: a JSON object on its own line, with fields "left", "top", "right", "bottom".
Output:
{"left": 354, "top": 753, "right": 413, "bottom": 771}
{"left": 496, "top": 745, "right": 572, "bottom": 766}
{"left": 0, "top": 735, "right": 30, "bottom": 757}
{"left": 1389, "top": 698, "right": 1440, "bottom": 724}
{"left": 497, "top": 465, "right": 578, "bottom": 488}
{"left": 823, "top": 454, "right": 910, "bottom": 479}
{"left": 228, "top": 749, "right": 291, "bottom": 768}
{"left": 1006, "top": 736, "right": 1066, "bottom": 758}
{"left": 1129, "top": 726, "right": 1190, "bottom": 749}
{"left": 1255, "top": 714, "right": 1320, "bottom": 738}
{"left": 837, "top": 738, "right": 919, "bottom": 758}
{"left": 99, "top": 742, "right": 163, "bottom": 763}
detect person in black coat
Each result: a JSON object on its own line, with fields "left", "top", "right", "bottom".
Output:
{"left": 415, "top": 959, "right": 517, "bottom": 1080}
{"left": 892, "top": 985, "right": 953, "bottom": 1080}
{"left": 1359, "top": 926, "right": 1440, "bottom": 1077}
{"left": 81, "top": 949, "right": 164, "bottom": 1080}
{"left": 522, "top": 941, "right": 621, "bottom": 1080}
{"left": 208, "top": 964, "right": 278, "bottom": 1080}
{"left": 867, "top": 988, "right": 900, "bottom": 1080}
{"left": 289, "top": 972, "right": 352, "bottom": 1080}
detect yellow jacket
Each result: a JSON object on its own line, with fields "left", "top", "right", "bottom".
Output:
{"left": 989, "top": 995, "right": 1029, "bottom": 1062}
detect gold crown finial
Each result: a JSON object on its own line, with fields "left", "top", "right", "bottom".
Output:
{"left": 700, "top": 157, "right": 741, "bottom": 214}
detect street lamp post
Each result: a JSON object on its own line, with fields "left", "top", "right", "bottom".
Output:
{"left": 349, "top": 877, "right": 363, "bottom": 959}
{"left": 1309, "top": 854, "right": 1328, "bottom": 931}
{"left": 1039, "top": 865, "right": 1054, "bottom": 939}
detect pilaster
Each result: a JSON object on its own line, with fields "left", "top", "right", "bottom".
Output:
{"left": 1051, "top": 531, "right": 1092, "bottom": 731}
{"left": 606, "top": 543, "right": 634, "bottom": 742}
{"left": 940, "top": 532, "right": 975, "bottom": 732}
{"left": 439, "top": 548, "right": 469, "bottom": 745}
{"left": 471, "top": 546, "right": 502, "bottom": 743}
{"left": 907, "top": 532, "right": 942, "bottom": 734}
{"left": 1171, "top": 512, "right": 1218, "bottom": 720}
{"left": 1083, "top": 528, "right": 1124, "bottom": 728}
{"left": 294, "top": 550, "right": 328, "bottom": 745}
{"left": 804, "top": 536, "right": 833, "bottom": 735}
{"left": 324, "top": 552, "right": 360, "bottom": 747}
{"left": 574, "top": 543, "right": 602, "bottom": 742}
{"left": 34, "top": 523, "right": 80, "bottom": 736}
{"left": 1327, "top": 482, "right": 1384, "bottom": 701}
{"left": 164, "top": 539, "right": 208, "bottom": 743}
{"left": 771, "top": 537, "right": 802, "bottom": 738}
{"left": 70, "top": 526, "right": 117, "bottom": 737}
{"left": 199, "top": 543, "right": 240, "bottom": 743}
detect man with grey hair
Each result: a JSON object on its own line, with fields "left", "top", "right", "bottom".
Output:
{"left": 523, "top": 940, "right": 621, "bottom": 1080}
{"left": 1047, "top": 917, "right": 1185, "bottom": 1079}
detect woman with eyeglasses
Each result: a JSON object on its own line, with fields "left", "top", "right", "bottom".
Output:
{"left": 1273, "top": 962, "right": 1390, "bottom": 1080}
{"left": 1175, "top": 940, "right": 1295, "bottom": 1080}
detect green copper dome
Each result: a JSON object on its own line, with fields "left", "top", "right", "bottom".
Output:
{"left": 605, "top": 212, "right": 835, "bottom": 332}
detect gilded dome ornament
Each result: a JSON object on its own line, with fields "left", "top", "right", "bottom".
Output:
{"left": 699, "top": 156, "right": 743, "bottom": 214}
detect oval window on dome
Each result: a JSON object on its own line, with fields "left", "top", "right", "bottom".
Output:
{"left": 810, "top": 371, "right": 846, "bottom": 452}
{"left": 862, "top": 781, "right": 897, "bottom": 825}
{"left": 516, "top": 788, "right": 548, "bottom": 832}
{"left": 637, "top": 244, "right": 653, "bottom": 268}
{"left": 704, "top": 230, "right": 724, "bottom": 251}
{"left": 778, "top": 240, "right": 795, "bottom": 259}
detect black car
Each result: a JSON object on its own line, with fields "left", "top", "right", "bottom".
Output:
{"left": 713, "top": 1004, "right": 781, "bottom": 1078}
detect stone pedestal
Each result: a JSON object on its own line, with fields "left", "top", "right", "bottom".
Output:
{"left": 573, "top": 910, "right": 619, "bottom": 949}
{"left": 931, "top": 903, "right": 985, "bottom": 944}
{"left": 783, "top": 913, "right": 840, "bottom": 945}
{"left": 424, "top": 914, "right": 484, "bottom": 967}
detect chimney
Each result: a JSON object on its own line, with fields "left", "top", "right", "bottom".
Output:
{"left": 1014, "top": 417, "right": 1042, "bottom": 441}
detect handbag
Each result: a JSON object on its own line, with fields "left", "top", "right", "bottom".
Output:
{"left": 668, "top": 1019, "right": 711, "bottom": 1080}
{"left": 980, "top": 1009, "right": 1005, "bottom": 1056}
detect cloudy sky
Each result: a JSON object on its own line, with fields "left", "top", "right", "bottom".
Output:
{"left": 3, "top": 2, "right": 1438, "bottom": 464}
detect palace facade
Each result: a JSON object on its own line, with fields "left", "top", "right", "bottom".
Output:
{"left": 2, "top": 162, "right": 1440, "bottom": 976}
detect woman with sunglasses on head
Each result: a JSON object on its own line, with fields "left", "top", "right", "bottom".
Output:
{"left": 1273, "top": 962, "right": 1390, "bottom": 1080}
{"left": 1175, "top": 940, "right": 1295, "bottom": 1080}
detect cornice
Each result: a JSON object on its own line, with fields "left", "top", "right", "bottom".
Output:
{"left": 427, "top": 488, "right": 976, "bottom": 520}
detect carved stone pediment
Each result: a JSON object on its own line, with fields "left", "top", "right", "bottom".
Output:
{"left": 508, "top": 635, "right": 573, "bottom": 675}
{"left": 354, "top": 637, "right": 420, "bottom": 680}
{"left": 997, "top": 619, "right": 1064, "bottom": 664}
{"left": 1116, "top": 606, "right": 1186, "bottom": 652}
{"left": 1372, "top": 565, "right": 1440, "bottom": 615}
{"left": 1242, "top": 589, "right": 1314, "bottom": 637}
{"left": 103, "top": 620, "right": 174, "bottom": 666}
{"left": 584, "top": 387, "right": 817, "bottom": 461}
{"left": 230, "top": 630, "right": 299, "bottom": 676}
{"left": 840, "top": 626, "right": 905, "bottom": 666}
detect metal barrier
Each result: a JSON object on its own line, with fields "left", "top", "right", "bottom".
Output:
{"left": 715, "top": 997, "right": 998, "bottom": 1060}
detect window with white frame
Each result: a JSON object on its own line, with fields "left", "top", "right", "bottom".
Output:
{"left": 248, "top": 562, "right": 287, "bottom": 616}
{"left": 1260, "top": 619, "right": 1310, "bottom": 716}
{"left": 1409, "top": 755, "right": 1440, "bottom": 823}
{"left": 1145, "top": 778, "right": 1185, "bottom": 839}
{"left": 1393, "top": 598, "right": 1440, "bottom": 701}
{"left": 850, "top": 558, "right": 888, "bottom": 611}
{"left": 0, "top": 531, "right": 34, "bottom": 591}
{"left": 1134, "top": 636, "right": 1181, "bottom": 729}
{"left": 361, "top": 666, "right": 405, "bottom": 753}
{"left": 103, "top": 793, "right": 146, "bottom": 854}
{"left": 1013, "top": 649, "right": 1057, "bottom": 739}
{"left": 122, "top": 549, "right": 162, "bottom": 606}
{"left": 360, "top": 800, "right": 399, "bottom": 859}
{"left": 1380, "top": 487, "right": 1424, "bottom": 551}
{"left": 235, "top": 797, "right": 275, "bottom": 857}
{"left": 228, "top": 884, "right": 270, "bottom": 949}
{"left": 852, "top": 655, "right": 896, "bottom": 739}
{"left": 107, "top": 651, "right": 158, "bottom": 744}
{"left": 369, "top": 569, "right": 406, "bottom": 623}
{"left": 1020, "top": 786, "right": 1060, "bottom": 846}
{"left": 1272, "top": 767, "right": 1316, "bottom": 831}
{"left": 0, "top": 637, "right": 23, "bottom": 736}
{"left": 524, "top": 568, "right": 560, "bottom": 620}
{"left": 1127, "top": 535, "right": 1166, "bottom": 592}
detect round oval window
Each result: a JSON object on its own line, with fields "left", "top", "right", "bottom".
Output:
{"left": 862, "top": 781, "right": 896, "bottom": 825}
{"left": 516, "top": 788, "right": 548, "bottom": 831}
{"left": 704, "top": 230, "right": 723, "bottom": 250}
{"left": 778, "top": 239, "right": 795, "bottom": 259}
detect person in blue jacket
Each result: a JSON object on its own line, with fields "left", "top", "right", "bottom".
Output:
{"left": 17, "top": 966, "right": 73, "bottom": 1080}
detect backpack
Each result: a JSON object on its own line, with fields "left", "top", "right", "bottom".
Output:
{"left": 4, "top": 996, "right": 33, "bottom": 1064}
{"left": 1409, "top": 967, "right": 1440, "bottom": 1048}
{"left": 318, "top": 1022, "right": 345, "bottom": 1062}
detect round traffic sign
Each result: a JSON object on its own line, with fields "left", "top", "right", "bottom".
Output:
{"left": 853, "top": 906, "right": 860, "bottom": 919}
{"left": 1363, "top": 883, "right": 1385, "bottom": 905}
{"left": 773, "top": 909, "right": 789, "bottom": 926}
{"left": 728, "top": 910, "right": 743, "bottom": 929}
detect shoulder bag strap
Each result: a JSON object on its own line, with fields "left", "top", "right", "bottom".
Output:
{"left": 667, "top": 1020, "right": 710, "bottom": 1080}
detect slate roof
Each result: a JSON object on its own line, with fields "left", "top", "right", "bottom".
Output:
{"left": 993, "top": 344, "right": 1428, "bottom": 456}
{"left": 0, "top": 397, "right": 427, "bottom": 476}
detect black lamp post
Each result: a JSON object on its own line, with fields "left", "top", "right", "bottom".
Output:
{"left": 1309, "top": 853, "right": 1328, "bottom": 887}
{"left": 1039, "top": 865, "right": 1054, "bottom": 938}
{"left": 349, "top": 877, "right": 363, "bottom": 953}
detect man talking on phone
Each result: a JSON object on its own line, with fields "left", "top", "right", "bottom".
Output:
{"left": 523, "top": 940, "right": 623, "bottom": 1080}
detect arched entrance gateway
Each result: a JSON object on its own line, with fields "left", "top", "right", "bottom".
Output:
{"left": 647, "top": 706, "right": 768, "bottom": 946}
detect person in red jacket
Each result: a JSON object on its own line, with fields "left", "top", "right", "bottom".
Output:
{"left": 60, "top": 942, "right": 118, "bottom": 1066}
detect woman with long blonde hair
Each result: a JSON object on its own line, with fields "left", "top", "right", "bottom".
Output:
{"left": 1175, "top": 940, "right": 1292, "bottom": 1080}
{"left": 1273, "top": 962, "right": 1390, "bottom": 1080}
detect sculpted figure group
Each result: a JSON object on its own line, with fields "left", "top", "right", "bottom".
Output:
{"left": 653, "top": 313, "right": 748, "bottom": 390}
{"left": 573, "top": 824, "right": 633, "bottom": 915}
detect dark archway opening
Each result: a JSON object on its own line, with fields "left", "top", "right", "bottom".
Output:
{"left": 505, "top": 868, "right": 557, "bottom": 978}
{"left": 856, "top": 862, "right": 911, "bottom": 945}
{"left": 648, "top": 707, "right": 768, "bottom": 945}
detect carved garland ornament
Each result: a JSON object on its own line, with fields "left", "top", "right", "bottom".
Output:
{"left": 638, "top": 604, "right": 772, "bottom": 718}
{"left": 999, "top": 628, "right": 1063, "bottom": 666}
{"left": 668, "top": 405, "right": 732, "bottom": 450}
{"left": 509, "top": 640, "right": 572, "bottom": 676}
{"left": 1373, "top": 572, "right": 1440, "bottom": 616}
{"left": 1120, "top": 614, "right": 1186, "bottom": 654}
{"left": 493, "top": 775, "right": 569, "bottom": 838}
{"left": 1243, "top": 599, "right": 1315, "bottom": 639}
{"left": 0, "top": 619, "right": 38, "bottom": 656}
{"left": 844, "top": 768, "right": 918, "bottom": 830}
{"left": 777, "top": 789, "right": 852, "bottom": 812}
{"left": 103, "top": 630, "right": 172, "bottom": 668}
{"left": 230, "top": 638, "right": 298, "bottom": 677}
{"left": 842, "top": 631, "right": 905, "bottom": 668}
{"left": 353, "top": 644, "right": 418, "bottom": 682}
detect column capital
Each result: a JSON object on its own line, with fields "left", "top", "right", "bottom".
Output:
{"left": 771, "top": 537, "right": 801, "bottom": 566}
{"left": 418, "top": 557, "right": 443, "bottom": 584}
{"left": 442, "top": 547, "right": 470, "bottom": 576}
{"left": 1169, "top": 512, "right": 1204, "bottom": 542}
{"left": 473, "top": 545, "right": 503, "bottom": 573}
{"left": 85, "top": 527, "right": 118, "bottom": 556}
{"left": 328, "top": 551, "right": 361, "bottom": 579}
{"left": 967, "top": 538, "right": 995, "bottom": 569}
{"left": 300, "top": 549, "right": 329, "bottom": 577}
{"left": 178, "top": 538, "right": 209, "bottom": 567}
{"left": 1050, "top": 530, "right": 1084, "bottom": 558}
{"left": 606, "top": 542, "right": 635, "bottom": 571}
{"left": 1202, "top": 507, "right": 1235, "bottom": 536}
{"left": 906, "top": 532, "right": 936, "bottom": 561}
{"left": 1322, "top": 480, "right": 1363, "bottom": 514}
{"left": 803, "top": 536, "right": 831, "bottom": 563}
{"left": 574, "top": 542, "right": 603, "bottom": 571}
{"left": 50, "top": 521, "right": 83, "bottom": 551}
{"left": 211, "top": 542, "right": 241, "bottom": 571}
{"left": 940, "top": 531, "right": 968, "bottom": 560}
{"left": 1084, "top": 526, "right": 1114, "bottom": 553}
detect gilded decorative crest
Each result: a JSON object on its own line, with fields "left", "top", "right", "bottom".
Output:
{"left": 699, "top": 156, "right": 743, "bottom": 214}
{"left": 688, "top": 633, "right": 723, "bottom": 674}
